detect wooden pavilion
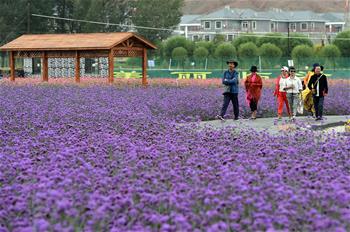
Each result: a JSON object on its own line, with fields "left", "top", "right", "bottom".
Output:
{"left": 0, "top": 32, "right": 157, "bottom": 85}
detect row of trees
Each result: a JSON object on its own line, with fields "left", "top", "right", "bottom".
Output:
{"left": 156, "top": 31, "right": 350, "bottom": 64}
{"left": 0, "top": 0, "right": 184, "bottom": 45}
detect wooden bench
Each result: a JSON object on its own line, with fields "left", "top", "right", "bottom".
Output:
{"left": 114, "top": 71, "right": 141, "bottom": 79}
{"left": 171, "top": 71, "right": 212, "bottom": 80}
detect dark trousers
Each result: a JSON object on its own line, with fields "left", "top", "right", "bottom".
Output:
{"left": 313, "top": 96, "right": 324, "bottom": 118}
{"left": 249, "top": 100, "right": 257, "bottom": 112}
{"left": 220, "top": 93, "right": 239, "bottom": 119}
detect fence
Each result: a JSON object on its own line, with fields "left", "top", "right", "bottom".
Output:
{"left": 1, "top": 52, "right": 349, "bottom": 79}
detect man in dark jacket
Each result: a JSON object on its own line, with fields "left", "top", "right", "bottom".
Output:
{"left": 216, "top": 60, "right": 239, "bottom": 120}
{"left": 307, "top": 65, "right": 328, "bottom": 121}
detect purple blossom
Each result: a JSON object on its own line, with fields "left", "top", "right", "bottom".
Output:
{"left": 0, "top": 83, "right": 349, "bottom": 231}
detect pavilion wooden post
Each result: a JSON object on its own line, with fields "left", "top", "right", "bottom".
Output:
{"left": 142, "top": 48, "right": 148, "bottom": 86}
{"left": 108, "top": 50, "right": 114, "bottom": 83}
{"left": 9, "top": 51, "right": 15, "bottom": 81}
{"left": 75, "top": 51, "right": 81, "bottom": 83}
{"left": 42, "top": 52, "right": 48, "bottom": 82}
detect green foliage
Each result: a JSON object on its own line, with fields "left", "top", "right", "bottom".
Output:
{"left": 164, "top": 36, "right": 194, "bottom": 59}
{"left": 131, "top": 0, "right": 184, "bottom": 42}
{"left": 171, "top": 47, "right": 188, "bottom": 61}
{"left": 232, "top": 34, "right": 257, "bottom": 49}
{"left": 213, "top": 34, "right": 226, "bottom": 45}
{"left": 193, "top": 47, "right": 209, "bottom": 61}
{"left": 291, "top": 45, "right": 313, "bottom": 61}
{"left": 195, "top": 41, "right": 216, "bottom": 55}
{"left": 81, "top": 0, "right": 129, "bottom": 33}
{"left": 318, "top": 45, "right": 341, "bottom": 58}
{"left": 288, "top": 33, "right": 313, "bottom": 56}
{"left": 238, "top": 42, "right": 258, "bottom": 58}
{"left": 214, "top": 43, "right": 236, "bottom": 59}
{"left": 257, "top": 33, "right": 285, "bottom": 47}
{"left": 334, "top": 30, "right": 350, "bottom": 57}
{"left": 259, "top": 43, "right": 282, "bottom": 58}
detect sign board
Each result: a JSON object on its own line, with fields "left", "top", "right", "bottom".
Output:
{"left": 148, "top": 60, "right": 155, "bottom": 68}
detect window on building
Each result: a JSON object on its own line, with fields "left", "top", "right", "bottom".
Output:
{"left": 301, "top": 23, "right": 308, "bottom": 31}
{"left": 227, "top": 35, "right": 234, "bottom": 41}
{"left": 242, "top": 21, "right": 249, "bottom": 29}
{"left": 252, "top": 21, "right": 257, "bottom": 30}
{"left": 215, "top": 21, "right": 222, "bottom": 29}
{"left": 271, "top": 22, "right": 276, "bottom": 31}
{"left": 85, "top": 58, "right": 98, "bottom": 74}
{"left": 290, "top": 23, "right": 296, "bottom": 31}
{"left": 193, "top": 35, "right": 199, "bottom": 41}
{"left": 204, "top": 35, "right": 210, "bottom": 41}
{"left": 311, "top": 23, "right": 315, "bottom": 31}
{"left": 204, "top": 21, "right": 211, "bottom": 29}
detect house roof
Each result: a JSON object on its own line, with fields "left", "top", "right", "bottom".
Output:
{"left": 193, "top": 7, "right": 337, "bottom": 23}
{"left": 0, "top": 32, "right": 157, "bottom": 51}
{"left": 201, "top": 7, "right": 239, "bottom": 20}
{"left": 320, "top": 12, "right": 345, "bottom": 22}
{"left": 181, "top": 15, "right": 202, "bottom": 24}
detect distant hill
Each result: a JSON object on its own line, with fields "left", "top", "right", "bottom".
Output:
{"left": 183, "top": 0, "right": 346, "bottom": 14}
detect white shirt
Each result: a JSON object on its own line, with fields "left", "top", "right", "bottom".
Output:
{"left": 285, "top": 77, "right": 303, "bottom": 94}
{"left": 278, "top": 77, "right": 288, "bottom": 92}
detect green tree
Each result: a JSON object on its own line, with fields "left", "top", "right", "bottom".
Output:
{"left": 291, "top": 45, "right": 313, "bottom": 68}
{"left": 215, "top": 43, "right": 236, "bottom": 59}
{"left": 318, "top": 44, "right": 341, "bottom": 70}
{"left": 131, "top": 0, "right": 184, "bottom": 42}
{"left": 213, "top": 34, "right": 226, "bottom": 45}
{"left": 232, "top": 34, "right": 257, "bottom": 49}
{"left": 193, "top": 47, "right": 209, "bottom": 61}
{"left": 318, "top": 44, "right": 341, "bottom": 58}
{"left": 172, "top": 47, "right": 188, "bottom": 60}
{"left": 257, "top": 33, "right": 285, "bottom": 50}
{"left": 288, "top": 33, "right": 313, "bottom": 57}
{"left": 164, "top": 36, "right": 194, "bottom": 59}
{"left": 195, "top": 41, "right": 216, "bottom": 56}
{"left": 238, "top": 42, "right": 258, "bottom": 58}
{"left": 259, "top": 43, "right": 282, "bottom": 58}
{"left": 215, "top": 43, "right": 236, "bottom": 70}
{"left": 172, "top": 47, "right": 188, "bottom": 69}
{"left": 82, "top": 0, "right": 130, "bottom": 33}
{"left": 54, "top": 0, "right": 75, "bottom": 33}
{"left": 259, "top": 43, "right": 282, "bottom": 68}
{"left": 334, "top": 30, "right": 350, "bottom": 57}
{"left": 0, "top": 0, "right": 55, "bottom": 45}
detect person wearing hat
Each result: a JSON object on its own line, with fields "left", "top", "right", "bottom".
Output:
{"left": 284, "top": 66, "right": 303, "bottom": 120}
{"left": 244, "top": 65, "right": 263, "bottom": 119}
{"left": 216, "top": 60, "right": 240, "bottom": 120}
{"left": 273, "top": 66, "right": 291, "bottom": 120}
{"left": 307, "top": 65, "right": 328, "bottom": 121}
{"left": 301, "top": 63, "right": 322, "bottom": 118}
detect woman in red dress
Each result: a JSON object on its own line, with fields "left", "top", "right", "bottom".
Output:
{"left": 244, "top": 66, "right": 263, "bottom": 119}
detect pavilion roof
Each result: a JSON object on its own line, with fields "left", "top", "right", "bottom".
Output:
{"left": 0, "top": 32, "right": 157, "bottom": 51}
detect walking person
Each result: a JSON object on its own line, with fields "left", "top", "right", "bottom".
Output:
{"left": 273, "top": 66, "right": 291, "bottom": 120}
{"left": 216, "top": 60, "right": 239, "bottom": 121}
{"left": 244, "top": 66, "right": 263, "bottom": 119}
{"left": 301, "top": 63, "right": 321, "bottom": 118}
{"left": 284, "top": 67, "right": 303, "bottom": 120}
{"left": 307, "top": 65, "right": 328, "bottom": 121}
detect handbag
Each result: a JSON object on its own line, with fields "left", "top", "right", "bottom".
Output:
{"left": 224, "top": 85, "right": 231, "bottom": 93}
{"left": 297, "top": 98, "right": 304, "bottom": 114}
{"left": 311, "top": 75, "right": 323, "bottom": 95}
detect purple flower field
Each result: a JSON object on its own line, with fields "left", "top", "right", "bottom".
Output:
{"left": 0, "top": 83, "right": 349, "bottom": 231}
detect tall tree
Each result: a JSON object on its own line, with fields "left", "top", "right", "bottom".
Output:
{"left": 131, "top": 0, "right": 184, "bottom": 42}
{"left": 82, "top": 0, "right": 130, "bottom": 33}
{"left": 0, "top": 0, "right": 27, "bottom": 45}
{"left": 28, "top": 0, "right": 55, "bottom": 34}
